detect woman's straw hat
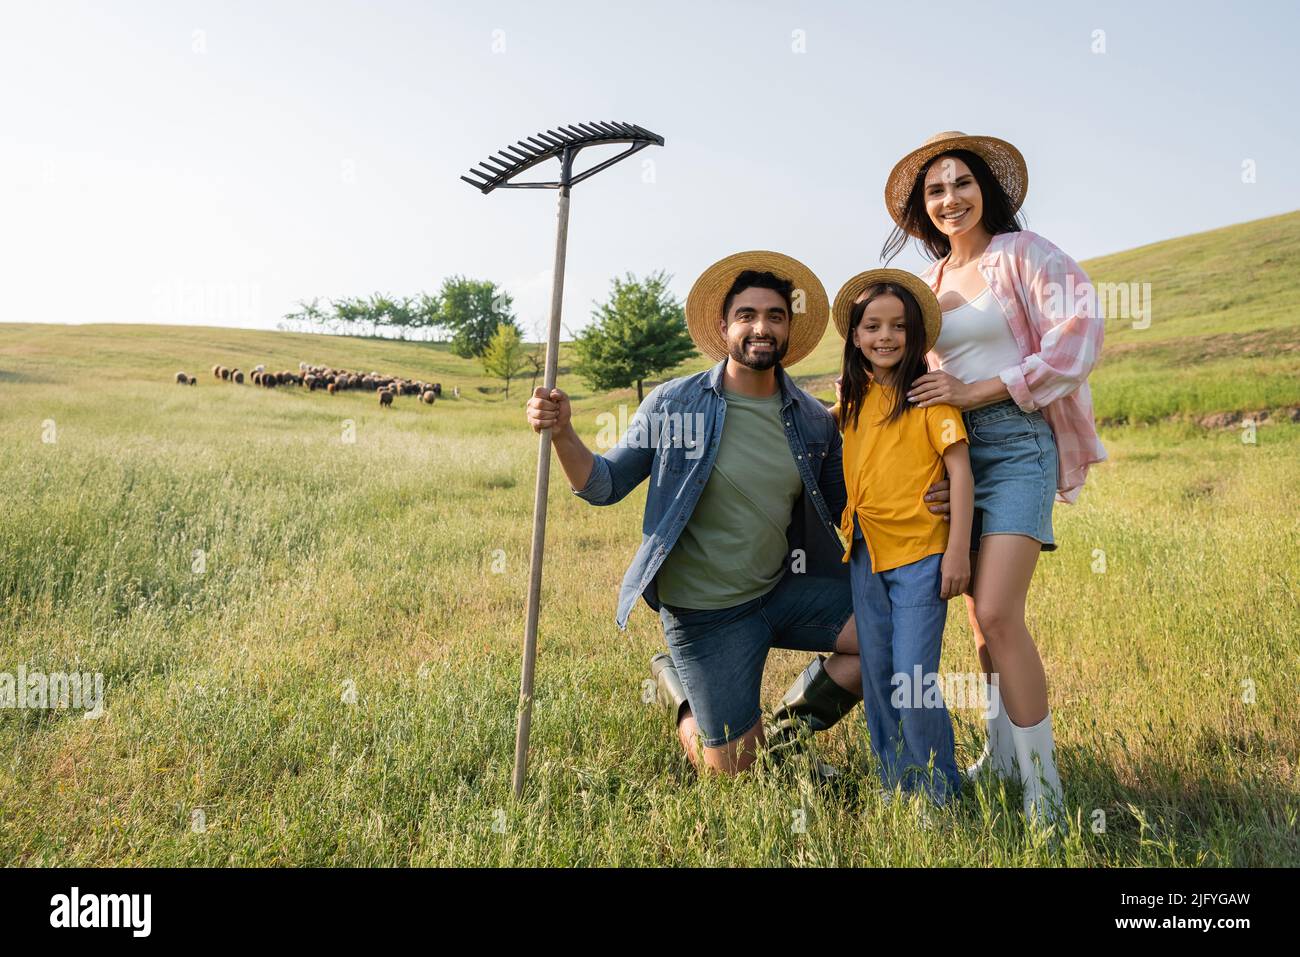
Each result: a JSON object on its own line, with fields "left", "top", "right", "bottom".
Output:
{"left": 832, "top": 268, "right": 943, "bottom": 353}
{"left": 884, "top": 131, "right": 1028, "bottom": 236}
{"left": 685, "top": 250, "right": 829, "bottom": 367}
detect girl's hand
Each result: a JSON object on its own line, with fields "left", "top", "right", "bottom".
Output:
{"left": 940, "top": 549, "right": 970, "bottom": 600}
{"left": 908, "top": 370, "right": 969, "bottom": 409}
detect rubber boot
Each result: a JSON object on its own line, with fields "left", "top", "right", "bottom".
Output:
{"left": 649, "top": 653, "right": 689, "bottom": 725}
{"left": 765, "top": 655, "right": 861, "bottom": 777}
{"left": 1011, "top": 710, "right": 1065, "bottom": 830}
{"left": 965, "top": 681, "right": 1019, "bottom": 781}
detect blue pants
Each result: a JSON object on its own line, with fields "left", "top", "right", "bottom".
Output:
{"left": 849, "top": 514, "right": 961, "bottom": 804}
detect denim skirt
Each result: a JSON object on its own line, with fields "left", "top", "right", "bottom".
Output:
{"left": 961, "top": 399, "right": 1058, "bottom": 551}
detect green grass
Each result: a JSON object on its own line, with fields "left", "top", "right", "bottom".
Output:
{"left": 1, "top": 213, "right": 1298, "bottom": 866}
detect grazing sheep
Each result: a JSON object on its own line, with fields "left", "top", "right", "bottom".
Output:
{"left": 451, "top": 386, "right": 459, "bottom": 399}
{"left": 304, "top": 374, "right": 317, "bottom": 391}
{"left": 233, "top": 369, "right": 244, "bottom": 384}
{"left": 421, "top": 390, "right": 436, "bottom": 404}
{"left": 379, "top": 389, "right": 394, "bottom": 408}
{"left": 188, "top": 375, "right": 197, "bottom": 385}
{"left": 263, "top": 373, "right": 276, "bottom": 389}
{"left": 219, "top": 367, "right": 231, "bottom": 381}
{"left": 176, "top": 371, "right": 190, "bottom": 384}
{"left": 327, "top": 382, "right": 336, "bottom": 395}
{"left": 433, "top": 383, "right": 442, "bottom": 397}
{"left": 211, "top": 364, "right": 221, "bottom": 379}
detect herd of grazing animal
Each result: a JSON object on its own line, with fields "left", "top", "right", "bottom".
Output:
{"left": 174, "top": 362, "right": 446, "bottom": 408}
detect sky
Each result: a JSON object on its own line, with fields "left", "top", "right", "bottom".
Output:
{"left": 2, "top": 0, "right": 1297, "bottom": 337}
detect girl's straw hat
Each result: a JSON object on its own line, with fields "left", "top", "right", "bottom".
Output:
{"left": 685, "top": 250, "right": 829, "bottom": 367}
{"left": 885, "top": 131, "right": 1028, "bottom": 236}
{"left": 832, "top": 268, "right": 943, "bottom": 353}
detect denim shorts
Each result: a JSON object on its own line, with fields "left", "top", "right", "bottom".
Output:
{"left": 658, "top": 571, "right": 853, "bottom": 747}
{"left": 961, "top": 399, "right": 1058, "bottom": 552}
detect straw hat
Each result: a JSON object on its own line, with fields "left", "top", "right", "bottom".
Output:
{"left": 684, "top": 251, "right": 829, "bottom": 367}
{"left": 884, "top": 131, "right": 1028, "bottom": 236}
{"left": 832, "top": 268, "right": 942, "bottom": 353}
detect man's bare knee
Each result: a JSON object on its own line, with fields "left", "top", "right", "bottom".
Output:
{"left": 700, "top": 721, "right": 763, "bottom": 774}
{"left": 677, "top": 710, "right": 702, "bottom": 767}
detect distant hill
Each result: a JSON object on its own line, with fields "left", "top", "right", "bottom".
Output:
{"left": 2, "top": 212, "right": 1296, "bottom": 424}
{"left": 0, "top": 322, "right": 573, "bottom": 404}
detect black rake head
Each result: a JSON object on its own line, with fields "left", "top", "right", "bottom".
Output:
{"left": 460, "top": 120, "right": 664, "bottom": 193}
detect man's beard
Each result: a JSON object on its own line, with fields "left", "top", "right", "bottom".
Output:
{"left": 729, "top": 335, "right": 789, "bottom": 371}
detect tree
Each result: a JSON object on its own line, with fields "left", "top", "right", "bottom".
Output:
{"left": 524, "top": 319, "right": 546, "bottom": 394}
{"left": 437, "top": 276, "right": 518, "bottom": 358}
{"left": 366, "top": 293, "right": 404, "bottom": 338}
{"left": 413, "top": 292, "right": 443, "bottom": 341}
{"left": 331, "top": 296, "right": 370, "bottom": 337}
{"left": 481, "top": 322, "right": 529, "bottom": 398}
{"left": 573, "top": 271, "right": 694, "bottom": 402}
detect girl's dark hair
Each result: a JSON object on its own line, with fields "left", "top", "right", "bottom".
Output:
{"left": 881, "top": 149, "right": 1024, "bottom": 264}
{"left": 839, "top": 283, "right": 929, "bottom": 431}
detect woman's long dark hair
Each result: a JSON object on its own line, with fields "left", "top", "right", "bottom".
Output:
{"left": 881, "top": 148, "right": 1024, "bottom": 264}
{"left": 839, "top": 283, "right": 930, "bottom": 432}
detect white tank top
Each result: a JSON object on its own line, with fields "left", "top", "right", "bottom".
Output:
{"left": 931, "top": 286, "right": 1023, "bottom": 384}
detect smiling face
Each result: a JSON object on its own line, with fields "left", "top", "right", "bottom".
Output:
{"left": 720, "top": 286, "right": 790, "bottom": 371}
{"left": 923, "top": 154, "right": 984, "bottom": 240}
{"left": 851, "top": 292, "right": 907, "bottom": 381}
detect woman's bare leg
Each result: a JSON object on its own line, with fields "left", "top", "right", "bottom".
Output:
{"left": 968, "top": 534, "right": 1048, "bottom": 728}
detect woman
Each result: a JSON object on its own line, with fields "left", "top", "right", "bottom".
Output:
{"left": 880, "top": 131, "right": 1107, "bottom": 827}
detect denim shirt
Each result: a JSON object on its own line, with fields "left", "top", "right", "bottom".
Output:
{"left": 572, "top": 357, "right": 849, "bottom": 630}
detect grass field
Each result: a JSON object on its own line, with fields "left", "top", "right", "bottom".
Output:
{"left": 1, "top": 214, "right": 1297, "bottom": 866}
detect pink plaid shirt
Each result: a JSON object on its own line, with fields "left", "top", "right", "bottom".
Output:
{"left": 920, "top": 230, "right": 1107, "bottom": 504}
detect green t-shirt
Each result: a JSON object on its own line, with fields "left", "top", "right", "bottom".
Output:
{"left": 655, "top": 387, "right": 803, "bottom": 610}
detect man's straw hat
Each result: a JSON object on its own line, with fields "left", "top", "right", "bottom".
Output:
{"left": 831, "top": 268, "right": 943, "bottom": 354}
{"left": 885, "top": 131, "right": 1028, "bottom": 236}
{"left": 685, "top": 251, "right": 829, "bottom": 367}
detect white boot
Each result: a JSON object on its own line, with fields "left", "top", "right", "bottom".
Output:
{"left": 965, "top": 681, "right": 1018, "bottom": 781}
{"left": 1011, "top": 711, "right": 1065, "bottom": 829}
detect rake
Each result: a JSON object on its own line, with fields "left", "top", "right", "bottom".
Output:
{"left": 461, "top": 121, "right": 665, "bottom": 798}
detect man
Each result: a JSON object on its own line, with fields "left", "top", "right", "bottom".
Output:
{"left": 525, "top": 251, "right": 862, "bottom": 774}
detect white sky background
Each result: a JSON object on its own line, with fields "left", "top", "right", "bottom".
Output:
{"left": 2, "top": 0, "right": 1297, "bottom": 336}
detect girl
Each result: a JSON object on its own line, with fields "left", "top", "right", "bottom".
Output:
{"left": 881, "top": 131, "right": 1107, "bottom": 827}
{"left": 831, "top": 269, "right": 974, "bottom": 806}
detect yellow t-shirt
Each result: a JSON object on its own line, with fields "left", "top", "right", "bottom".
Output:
{"left": 838, "top": 382, "right": 968, "bottom": 573}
